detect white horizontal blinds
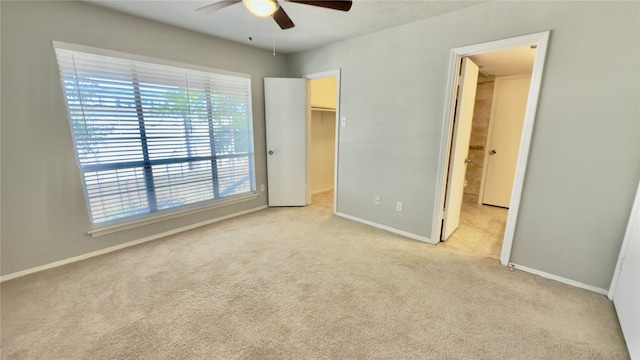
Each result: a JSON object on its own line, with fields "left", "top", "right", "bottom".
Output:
{"left": 134, "top": 63, "right": 216, "bottom": 212}
{"left": 209, "top": 75, "right": 255, "bottom": 197}
{"left": 55, "top": 47, "right": 255, "bottom": 225}
{"left": 56, "top": 50, "right": 148, "bottom": 223}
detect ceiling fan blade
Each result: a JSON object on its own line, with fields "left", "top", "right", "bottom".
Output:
{"left": 196, "top": 0, "right": 242, "bottom": 14}
{"left": 272, "top": 6, "right": 295, "bottom": 29}
{"left": 286, "top": 0, "right": 352, "bottom": 12}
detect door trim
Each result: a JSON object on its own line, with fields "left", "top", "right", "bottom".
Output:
{"left": 304, "top": 69, "right": 341, "bottom": 214}
{"left": 431, "top": 31, "right": 550, "bottom": 265}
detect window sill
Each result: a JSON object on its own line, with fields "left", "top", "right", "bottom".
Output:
{"left": 88, "top": 193, "right": 259, "bottom": 237}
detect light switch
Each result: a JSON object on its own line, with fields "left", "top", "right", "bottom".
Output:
{"left": 340, "top": 116, "right": 347, "bottom": 127}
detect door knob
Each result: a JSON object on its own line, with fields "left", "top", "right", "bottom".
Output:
{"left": 465, "top": 159, "right": 472, "bottom": 164}
{"left": 268, "top": 150, "right": 274, "bottom": 155}
{"left": 489, "top": 149, "right": 497, "bottom": 155}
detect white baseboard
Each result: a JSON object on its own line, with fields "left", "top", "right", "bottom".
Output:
{"left": 0, "top": 206, "right": 268, "bottom": 283}
{"left": 311, "top": 187, "right": 334, "bottom": 195}
{"left": 509, "top": 263, "right": 608, "bottom": 295}
{"left": 335, "top": 212, "right": 434, "bottom": 244}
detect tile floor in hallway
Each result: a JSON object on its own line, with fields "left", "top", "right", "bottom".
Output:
{"left": 311, "top": 190, "right": 334, "bottom": 210}
{"left": 442, "top": 193, "right": 509, "bottom": 259}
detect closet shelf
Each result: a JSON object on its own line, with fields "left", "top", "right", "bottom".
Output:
{"left": 311, "top": 106, "right": 336, "bottom": 112}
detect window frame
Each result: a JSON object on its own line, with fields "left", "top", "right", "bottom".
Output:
{"left": 52, "top": 41, "right": 259, "bottom": 236}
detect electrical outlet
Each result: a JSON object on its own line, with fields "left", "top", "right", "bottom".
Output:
{"left": 396, "top": 202, "right": 403, "bottom": 212}
{"left": 374, "top": 195, "right": 381, "bottom": 205}
{"left": 260, "top": 184, "right": 265, "bottom": 192}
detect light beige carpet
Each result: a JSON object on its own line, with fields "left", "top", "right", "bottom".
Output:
{"left": 1, "top": 192, "right": 629, "bottom": 359}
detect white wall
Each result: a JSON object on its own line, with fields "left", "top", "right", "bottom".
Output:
{"left": 0, "top": 1, "right": 288, "bottom": 276}
{"left": 288, "top": 1, "right": 640, "bottom": 289}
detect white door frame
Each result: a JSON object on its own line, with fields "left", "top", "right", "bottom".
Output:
{"left": 304, "top": 69, "right": 341, "bottom": 214}
{"left": 431, "top": 31, "right": 550, "bottom": 265}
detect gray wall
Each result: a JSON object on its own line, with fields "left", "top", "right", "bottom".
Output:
{"left": 288, "top": 1, "right": 640, "bottom": 289}
{"left": 0, "top": 1, "right": 288, "bottom": 275}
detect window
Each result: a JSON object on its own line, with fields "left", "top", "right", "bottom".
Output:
{"left": 54, "top": 44, "right": 256, "bottom": 226}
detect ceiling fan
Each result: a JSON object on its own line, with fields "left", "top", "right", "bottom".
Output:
{"left": 196, "top": 0, "right": 353, "bottom": 30}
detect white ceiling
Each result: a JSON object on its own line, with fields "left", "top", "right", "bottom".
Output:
{"left": 470, "top": 46, "right": 536, "bottom": 77}
{"left": 86, "top": 0, "right": 484, "bottom": 54}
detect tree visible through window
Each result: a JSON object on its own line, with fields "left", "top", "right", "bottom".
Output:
{"left": 54, "top": 45, "right": 256, "bottom": 225}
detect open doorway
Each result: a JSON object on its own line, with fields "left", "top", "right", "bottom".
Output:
{"left": 305, "top": 71, "right": 340, "bottom": 212}
{"left": 446, "top": 49, "right": 535, "bottom": 258}
{"left": 432, "top": 32, "right": 550, "bottom": 265}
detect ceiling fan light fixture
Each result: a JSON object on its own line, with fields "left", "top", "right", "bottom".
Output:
{"left": 243, "top": 0, "right": 278, "bottom": 17}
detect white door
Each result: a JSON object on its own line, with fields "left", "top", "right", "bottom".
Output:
{"left": 482, "top": 76, "right": 531, "bottom": 208}
{"left": 610, "top": 181, "right": 640, "bottom": 359}
{"left": 442, "top": 58, "right": 479, "bottom": 240}
{"left": 264, "top": 78, "right": 306, "bottom": 206}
